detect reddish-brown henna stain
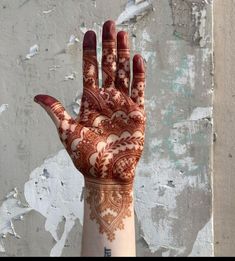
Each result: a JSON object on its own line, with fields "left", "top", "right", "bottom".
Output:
{"left": 34, "top": 20, "right": 146, "bottom": 242}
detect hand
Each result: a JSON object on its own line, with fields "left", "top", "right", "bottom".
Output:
{"left": 34, "top": 20, "right": 146, "bottom": 244}
{"left": 34, "top": 20, "right": 146, "bottom": 184}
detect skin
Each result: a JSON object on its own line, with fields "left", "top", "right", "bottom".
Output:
{"left": 34, "top": 20, "right": 146, "bottom": 257}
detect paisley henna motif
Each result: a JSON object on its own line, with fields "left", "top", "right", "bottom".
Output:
{"left": 85, "top": 178, "right": 133, "bottom": 241}
{"left": 34, "top": 20, "right": 146, "bottom": 242}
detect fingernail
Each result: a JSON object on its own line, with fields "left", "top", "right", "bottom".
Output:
{"left": 102, "top": 20, "right": 116, "bottom": 41}
{"left": 83, "top": 31, "right": 96, "bottom": 50}
{"left": 133, "top": 55, "right": 145, "bottom": 73}
{"left": 117, "top": 31, "right": 129, "bottom": 49}
{"left": 34, "top": 95, "right": 58, "bottom": 107}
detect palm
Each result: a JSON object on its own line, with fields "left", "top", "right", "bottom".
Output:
{"left": 64, "top": 84, "right": 145, "bottom": 182}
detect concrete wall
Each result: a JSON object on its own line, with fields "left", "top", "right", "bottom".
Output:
{"left": 214, "top": 0, "right": 235, "bottom": 256}
{"left": 0, "top": 0, "right": 213, "bottom": 256}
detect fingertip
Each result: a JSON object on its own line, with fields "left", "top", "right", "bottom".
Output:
{"left": 133, "top": 54, "right": 145, "bottom": 74}
{"left": 83, "top": 30, "right": 97, "bottom": 50}
{"left": 117, "top": 31, "right": 129, "bottom": 49}
{"left": 102, "top": 20, "right": 116, "bottom": 41}
{"left": 34, "top": 95, "right": 58, "bottom": 107}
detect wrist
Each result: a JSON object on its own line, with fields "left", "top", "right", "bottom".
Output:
{"left": 81, "top": 178, "right": 136, "bottom": 256}
{"left": 84, "top": 177, "right": 134, "bottom": 242}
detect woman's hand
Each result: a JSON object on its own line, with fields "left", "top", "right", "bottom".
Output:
{"left": 34, "top": 20, "right": 146, "bottom": 252}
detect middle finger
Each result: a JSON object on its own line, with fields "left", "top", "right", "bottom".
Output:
{"left": 102, "top": 20, "right": 117, "bottom": 88}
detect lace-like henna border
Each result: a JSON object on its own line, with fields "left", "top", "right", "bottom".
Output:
{"left": 85, "top": 178, "right": 133, "bottom": 242}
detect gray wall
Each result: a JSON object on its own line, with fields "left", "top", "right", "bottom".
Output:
{"left": 214, "top": 0, "right": 235, "bottom": 256}
{"left": 0, "top": 0, "right": 213, "bottom": 256}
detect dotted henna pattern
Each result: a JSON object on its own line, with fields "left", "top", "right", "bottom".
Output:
{"left": 34, "top": 21, "right": 146, "bottom": 242}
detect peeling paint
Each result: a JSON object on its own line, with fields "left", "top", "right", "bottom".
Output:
{"left": 67, "top": 35, "right": 79, "bottom": 47}
{"left": 24, "top": 150, "right": 84, "bottom": 257}
{"left": 26, "top": 44, "right": 39, "bottom": 60}
{"left": 43, "top": 8, "right": 55, "bottom": 14}
{"left": 64, "top": 72, "right": 77, "bottom": 81}
{"left": 189, "top": 107, "right": 213, "bottom": 121}
{"left": 65, "top": 35, "right": 79, "bottom": 56}
{"left": 0, "top": 188, "right": 31, "bottom": 252}
{"left": 0, "top": 104, "right": 8, "bottom": 115}
{"left": 116, "top": 0, "right": 153, "bottom": 25}
{"left": 170, "top": 0, "right": 211, "bottom": 47}
{"left": 135, "top": 167, "right": 211, "bottom": 256}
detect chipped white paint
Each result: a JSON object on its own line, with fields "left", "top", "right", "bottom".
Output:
{"left": 26, "top": 44, "right": 39, "bottom": 60}
{"left": 0, "top": 188, "right": 31, "bottom": 252}
{"left": 135, "top": 155, "right": 210, "bottom": 255}
{"left": 168, "top": 109, "right": 212, "bottom": 158}
{"left": 189, "top": 218, "right": 213, "bottom": 256}
{"left": 24, "top": 150, "right": 84, "bottom": 257}
{"left": 43, "top": 8, "right": 55, "bottom": 14}
{"left": 67, "top": 35, "right": 79, "bottom": 46}
{"left": 64, "top": 72, "right": 77, "bottom": 81}
{"left": 0, "top": 104, "right": 8, "bottom": 115}
{"left": 189, "top": 107, "right": 213, "bottom": 121}
{"left": 116, "top": 0, "right": 153, "bottom": 25}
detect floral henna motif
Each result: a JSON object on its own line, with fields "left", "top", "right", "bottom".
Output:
{"left": 34, "top": 21, "right": 146, "bottom": 243}
{"left": 83, "top": 50, "right": 98, "bottom": 89}
{"left": 116, "top": 54, "right": 130, "bottom": 92}
{"left": 85, "top": 179, "right": 133, "bottom": 241}
{"left": 116, "top": 31, "right": 130, "bottom": 94}
{"left": 102, "top": 42, "right": 117, "bottom": 88}
{"left": 131, "top": 74, "right": 145, "bottom": 109}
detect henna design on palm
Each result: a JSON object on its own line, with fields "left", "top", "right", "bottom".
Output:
{"left": 34, "top": 20, "right": 146, "bottom": 241}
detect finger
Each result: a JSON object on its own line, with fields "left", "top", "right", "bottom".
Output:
{"left": 102, "top": 20, "right": 117, "bottom": 88}
{"left": 34, "top": 95, "right": 77, "bottom": 143}
{"left": 131, "top": 55, "right": 146, "bottom": 108}
{"left": 116, "top": 31, "right": 130, "bottom": 95}
{"left": 83, "top": 30, "right": 99, "bottom": 90}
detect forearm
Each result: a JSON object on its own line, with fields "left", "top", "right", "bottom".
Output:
{"left": 81, "top": 178, "right": 136, "bottom": 257}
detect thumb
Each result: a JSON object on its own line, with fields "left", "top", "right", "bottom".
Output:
{"left": 34, "top": 94, "right": 74, "bottom": 129}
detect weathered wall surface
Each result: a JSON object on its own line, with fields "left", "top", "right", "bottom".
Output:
{"left": 0, "top": 0, "right": 213, "bottom": 256}
{"left": 213, "top": 0, "right": 235, "bottom": 256}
